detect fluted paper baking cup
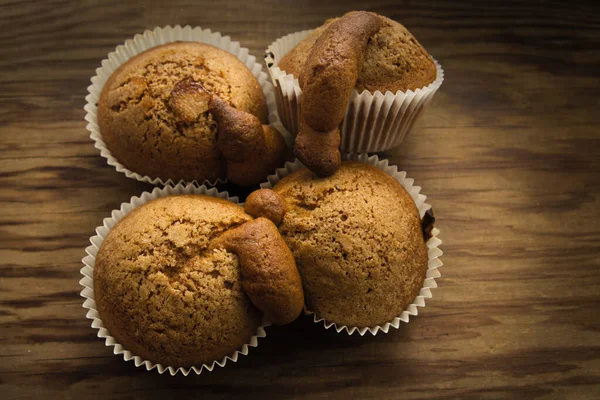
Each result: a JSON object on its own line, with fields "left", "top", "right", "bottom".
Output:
{"left": 260, "top": 154, "right": 442, "bottom": 336}
{"left": 79, "top": 183, "right": 268, "bottom": 376}
{"left": 84, "top": 25, "right": 291, "bottom": 187}
{"left": 265, "top": 30, "right": 444, "bottom": 153}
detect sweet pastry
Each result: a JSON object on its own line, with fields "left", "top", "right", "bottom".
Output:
{"left": 94, "top": 194, "right": 303, "bottom": 367}
{"left": 277, "top": 11, "right": 437, "bottom": 176}
{"left": 267, "top": 162, "right": 428, "bottom": 327}
{"left": 97, "top": 41, "right": 285, "bottom": 186}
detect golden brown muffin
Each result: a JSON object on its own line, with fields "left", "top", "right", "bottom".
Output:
{"left": 95, "top": 194, "right": 305, "bottom": 366}
{"left": 272, "top": 162, "right": 428, "bottom": 327}
{"left": 94, "top": 195, "right": 260, "bottom": 367}
{"left": 280, "top": 11, "right": 437, "bottom": 178}
{"left": 97, "top": 42, "right": 268, "bottom": 183}
{"left": 279, "top": 13, "right": 436, "bottom": 93}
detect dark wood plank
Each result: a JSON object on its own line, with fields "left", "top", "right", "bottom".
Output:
{"left": 1, "top": 0, "right": 599, "bottom": 398}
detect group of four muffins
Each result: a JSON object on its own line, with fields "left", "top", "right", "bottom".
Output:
{"left": 81, "top": 11, "right": 443, "bottom": 375}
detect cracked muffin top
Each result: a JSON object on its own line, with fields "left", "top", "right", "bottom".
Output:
{"left": 278, "top": 12, "right": 436, "bottom": 93}
{"left": 272, "top": 162, "right": 428, "bottom": 327}
{"left": 94, "top": 195, "right": 260, "bottom": 367}
{"left": 97, "top": 42, "right": 267, "bottom": 183}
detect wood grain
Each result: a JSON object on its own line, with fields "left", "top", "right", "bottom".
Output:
{"left": 1, "top": 0, "right": 599, "bottom": 398}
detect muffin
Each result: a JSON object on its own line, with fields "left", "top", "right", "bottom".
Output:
{"left": 93, "top": 193, "right": 303, "bottom": 369}
{"left": 268, "top": 162, "right": 429, "bottom": 327}
{"left": 97, "top": 41, "right": 285, "bottom": 186}
{"left": 265, "top": 11, "right": 443, "bottom": 162}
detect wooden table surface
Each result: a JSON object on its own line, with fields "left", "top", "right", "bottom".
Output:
{"left": 1, "top": 0, "right": 599, "bottom": 398}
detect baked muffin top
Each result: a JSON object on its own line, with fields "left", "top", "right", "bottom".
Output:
{"left": 272, "top": 162, "right": 428, "bottom": 327}
{"left": 94, "top": 195, "right": 260, "bottom": 367}
{"left": 97, "top": 42, "right": 267, "bottom": 183}
{"left": 278, "top": 13, "right": 436, "bottom": 93}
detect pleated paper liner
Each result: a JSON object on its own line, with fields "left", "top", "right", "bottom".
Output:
{"left": 260, "top": 154, "right": 443, "bottom": 336}
{"left": 79, "top": 183, "right": 268, "bottom": 376}
{"left": 84, "top": 25, "right": 292, "bottom": 187}
{"left": 265, "top": 30, "right": 444, "bottom": 153}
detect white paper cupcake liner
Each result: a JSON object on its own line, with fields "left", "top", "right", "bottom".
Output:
{"left": 260, "top": 154, "right": 443, "bottom": 336}
{"left": 265, "top": 30, "right": 444, "bottom": 153}
{"left": 84, "top": 25, "right": 292, "bottom": 187}
{"left": 79, "top": 183, "right": 268, "bottom": 375}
